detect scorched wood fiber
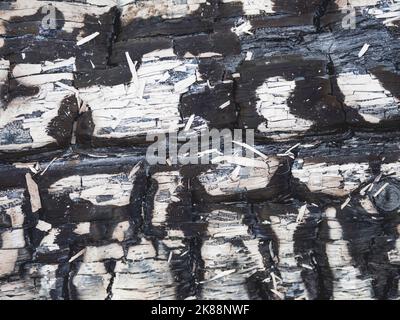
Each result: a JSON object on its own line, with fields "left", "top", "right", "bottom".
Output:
{"left": 0, "top": 0, "right": 400, "bottom": 300}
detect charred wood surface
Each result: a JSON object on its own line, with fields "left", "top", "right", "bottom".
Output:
{"left": 0, "top": 0, "right": 400, "bottom": 300}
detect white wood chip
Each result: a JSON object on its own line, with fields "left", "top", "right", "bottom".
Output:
{"left": 69, "top": 248, "right": 86, "bottom": 263}
{"left": 77, "top": 32, "right": 100, "bottom": 46}
{"left": 360, "top": 183, "right": 372, "bottom": 196}
{"left": 174, "top": 75, "right": 196, "bottom": 92}
{"left": 125, "top": 52, "right": 137, "bottom": 80}
{"left": 170, "top": 195, "right": 181, "bottom": 203}
{"left": 358, "top": 43, "right": 370, "bottom": 58}
{"left": 341, "top": 197, "right": 351, "bottom": 210}
{"left": 271, "top": 272, "right": 278, "bottom": 290}
{"left": 277, "top": 152, "right": 295, "bottom": 159}
{"left": 245, "top": 51, "right": 253, "bottom": 60}
{"left": 296, "top": 204, "right": 308, "bottom": 223}
{"left": 181, "top": 250, "right": 189, "bottom": 257}
{"left": 269, "top": 241, "right": 274, "bottom": 258}
{"left": 383, "top": 15, "right": 400, "bottom": 25}
{"left": 168, "top": 251, "right": 173, "bottom": 264}
{"left": 128, "top": 161, "right": 142, "bottom": 179}
{"left": 40, "top": 157, "right": 59, "bottom": 176}
{"left": 374, "top": 173, "right": 383, "bottom": 184}
{"left": 231, "top": 20, "right": 253, "bottom": 36}
{"left": 219, "top": 101, "right": 231, "bottom": 109}
{"left": 368, "top": 174, "right": 383, "bottom": 193}
{"left": 301, "top": 264, "right": 314, "bottom": 270}
{"left": 25, "top": 173, "right": 42, "bottom": 213}
{"left": 285, "top": 143, "right": 301, "bottom": 154}
{"left": 207, "top": 80, "right": 215, "bottom": 89}
{"left": 200, "top": 269, "right": 236, "bottom": 284}
{"left": 373, "top": 182, "right": 389, "bottom": 197}
{"left": 184, "top": 114, "right": 195, "bottom": 132}
{"left": 125, "top": 52, "right": 141, "bottom": 95}
{"left": 70, "top": 122, "right": 77, "bottom": 145}
{"left": 42, "top": 57, "right": 75, "bottom": 72}
{"left": 36, "top": 220, "right": 52, "bottom": 232}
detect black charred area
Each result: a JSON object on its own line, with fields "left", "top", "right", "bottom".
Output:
{"left": 0, "top": 0, "right": 400, "bottom": 301}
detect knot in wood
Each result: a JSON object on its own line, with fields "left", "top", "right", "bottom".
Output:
{"left": 370, "top": 179, "right": 400, "bottom": 214}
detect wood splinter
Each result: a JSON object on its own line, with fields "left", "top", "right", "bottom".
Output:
{"left": 25, "top": 173, "right": 42, "bottom": 213}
